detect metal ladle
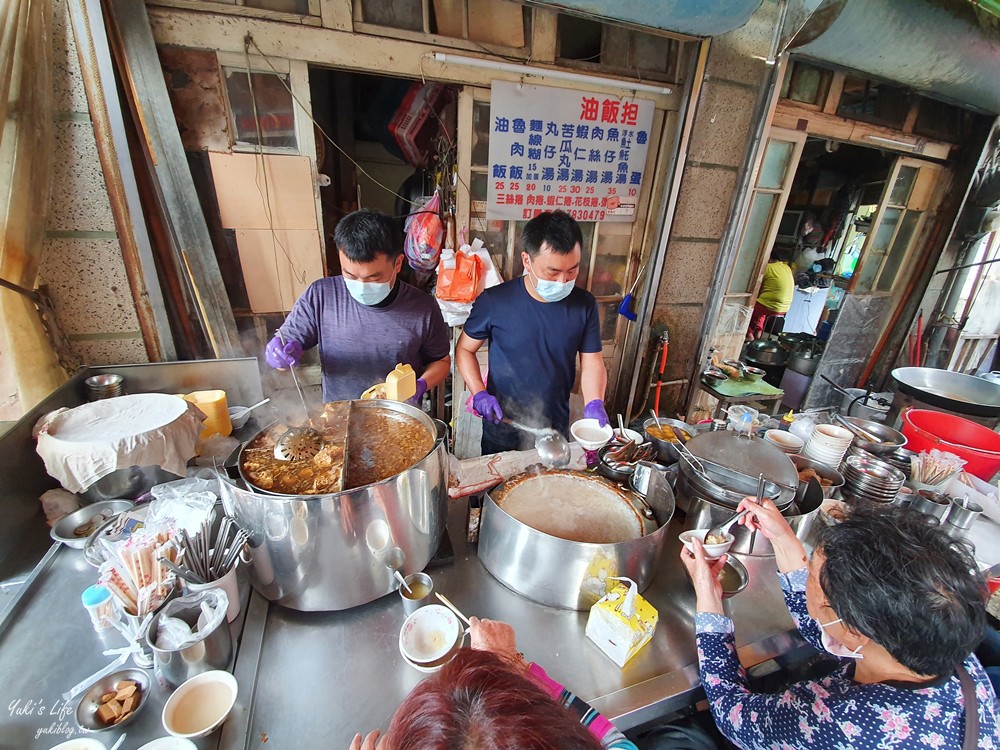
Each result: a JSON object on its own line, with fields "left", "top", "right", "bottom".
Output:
{"left": 502, "top": 418, "right": 571, "bottom": 468}
{"left": 273, "top": 330, "right": 324, "bottom": 462}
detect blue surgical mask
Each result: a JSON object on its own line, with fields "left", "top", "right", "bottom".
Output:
{"left": 526, "top": 260, "right": 574, "bottom": 302}
{"left": 818, "top": 617, "right": 864, "bottom": 660}
{"left": 345, "top": 274, "right": 394, "bottom": 306}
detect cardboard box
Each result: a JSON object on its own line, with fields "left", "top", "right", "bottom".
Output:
{"left": 585, "top": 578, "right": 658, "bottom": 668}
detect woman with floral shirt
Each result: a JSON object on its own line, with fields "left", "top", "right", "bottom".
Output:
{"left": 681, "top": 501, "right": 999, "bottom": 750}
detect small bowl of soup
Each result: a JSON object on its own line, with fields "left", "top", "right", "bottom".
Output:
{"left": 162, "top": 671, "right": 238, "bottom": 739}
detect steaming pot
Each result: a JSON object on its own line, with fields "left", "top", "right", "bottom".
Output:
{"left": 479, "top": 468, "right": 675, "bottom": 610}
{"left": 230, "top": 400, "right": 448, "bottom": 611}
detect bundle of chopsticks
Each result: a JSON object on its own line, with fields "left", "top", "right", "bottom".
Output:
{"left": 99, "top": 529, "right": 179, "bottom": 617}
{"left": 175, "top": 511, "right": 248, "bottom": 585}
{"left": 910, "top": 449, "right": 966, "bottom": 486}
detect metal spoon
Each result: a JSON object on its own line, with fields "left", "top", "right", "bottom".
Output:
{"left": 274, "top": 330, "right": 324, "bottom": 462}
{"left": 159, "top": 557, "right": 206, "bottom": 585}
{"left": 649, "top": 409, "right": 663, "bottom": 429}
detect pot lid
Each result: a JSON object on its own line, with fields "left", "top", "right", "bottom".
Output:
{"left": 684, "top": 430, "right": 798, "bottom": 497}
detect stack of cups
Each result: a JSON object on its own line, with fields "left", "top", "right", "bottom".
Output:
{"left": 841, "top": 455, "right": 905, "bottom": 504}
{"left": 802, "top": 424, "right": 854, "bottom": 467}
{"left": 84, "top": 374, "right": 124, "bottom": 400}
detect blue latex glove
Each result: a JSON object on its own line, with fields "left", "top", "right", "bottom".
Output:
{"left": 264, "top": 335, "right": 302, "bottom": 369}
{"left": 584, "top": 399, "right": 609, "bottom": 428}
{"left": 472, "top": 390, "right": 504, "bottom": 424}
{"left": 405, "top": 378, "right": 428, "bottom": 405}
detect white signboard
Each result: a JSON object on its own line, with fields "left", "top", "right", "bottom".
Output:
{"left": 486, "top": 81, "right": 655, "bottom": 223}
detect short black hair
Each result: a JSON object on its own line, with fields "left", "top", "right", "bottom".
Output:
{"left": 770, "top": 244, "right": 794, "bottom": 264}
{"left": 816, "top": 504, "right": 986, "bottom": 677}
{"left": 334, "top": 209, "right": 400, "bottom": 262}
{"left": 521, "top": 211, "right": 584, "bottom": 258}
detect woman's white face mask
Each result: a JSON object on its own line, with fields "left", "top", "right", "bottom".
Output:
{"left": 818, "top": 617, "right": 864, "bottom": 660}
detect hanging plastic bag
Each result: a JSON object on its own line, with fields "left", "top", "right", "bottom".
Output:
{"left": 436, "top": 248, "right": 483, "bottom": 303}
{"left": 404, "top": 192, "right": 444, "bottom": 271}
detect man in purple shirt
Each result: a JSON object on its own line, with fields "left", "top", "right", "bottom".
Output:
{"left": 264, "top": 209, "right": 450, "bottom": 403}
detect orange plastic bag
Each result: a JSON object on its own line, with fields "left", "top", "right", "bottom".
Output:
{"left": 436, "top": 249, "right": 483, "bottom": 303}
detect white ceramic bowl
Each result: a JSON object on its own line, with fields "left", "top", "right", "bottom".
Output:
{"left": 48, "top": 740, "right": 107, "bottom": 750}
{"left": 811, "top": 424, "right": 854, "bottom": 446}
{"left": 137, "top": 739, "right": 199, "bottom": 750}
{"left": 162, "top": 670, "right": 238, "bottom": 739}
{"left": 399, "top": 604, "right": 461, "bottom": 664}
{"left": 679, "top": 528, "right": 734, "bottom": 560}
{"left": 764, "top": 429, "right": 804, "bottom": 454}
{"left": 398, "top": 627, "right": 466, "bottom": 673}
{"left": 613, "top": 427, "right": 644, "bottom": 445}
{"left": 570, "top": 419, "right": 614, "bottom": 450}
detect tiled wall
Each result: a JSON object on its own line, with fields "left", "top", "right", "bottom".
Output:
{"left": 37, "top": 0, "right": 148, "bottom": 366}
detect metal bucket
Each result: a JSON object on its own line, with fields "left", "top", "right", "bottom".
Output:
{"left": 230, "top": 400, "right": 448, "bottom": 611}
{"left": 144, "top": 590, "right": 233, "bottom": 689}
{"left": 479, "top": 469, "right": 675, "bottom": 610}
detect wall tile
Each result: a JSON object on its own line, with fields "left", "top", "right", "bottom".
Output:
{"left": 39, "top": 238, "right": 141, "bottom": 336}
{"left": 670, "top": 165, "right": 738, "bottom": 240}
{"left": 48, "top": 121, "right": 116, "bottom": 232}
{"left": 72, "top": 337, "right": 149, "bottom": 366}
{"left": 656, "top": 241, "right": 721, "bottom": 306}
{"left": 687, "top": 82, "right": 758, "bottom": 168}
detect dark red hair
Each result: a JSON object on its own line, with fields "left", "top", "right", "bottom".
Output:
{"left": 384, "top": 649, "right": 603, "bottom": 750}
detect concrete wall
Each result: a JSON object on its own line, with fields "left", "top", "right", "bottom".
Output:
{"left": 645, "top": 2, "right": 777, "bottom": 416}
{"left": 38, "top": 0, "right": 148, "bottom": 366}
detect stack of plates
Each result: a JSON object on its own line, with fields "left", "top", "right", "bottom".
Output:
{"left": 85, "top": 374, "right": 124, "bottom": 400}
{"left": 880, "top": 447, "right": 916, "bottom": 479}
{"left": 802, "top": 424, "right": 853, "bottom": 466}
{"left": 841, "top": 455, "right": 905, "bottom": 504}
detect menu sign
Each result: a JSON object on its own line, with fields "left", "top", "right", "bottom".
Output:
{"left": 487, "top": 81, "right": 654, "bottom": 223}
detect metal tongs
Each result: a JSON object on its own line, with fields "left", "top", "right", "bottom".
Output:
{"left": 273, "top": 330, "right": 324, "bottom": 461}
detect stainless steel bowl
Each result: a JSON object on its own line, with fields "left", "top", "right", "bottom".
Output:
{"left": 788, "top": 455, "right": 844, "bottom": 499}
{"left": 839, "top": 416, "right": 906, "bottom": 456}
{"left": 720, "top": 556, "right": 749, "bottom": 598}
{"left": 75, "top": 668, "right": 149, "bottom": 732}
{"left": 79, "top": 465, "right": 181, "bottom": 505}
{"left": 642, "top": 417, "right": 693, "bottom": 464}
{"left": 50, "top": 499, "right": 133, "bottom": 549}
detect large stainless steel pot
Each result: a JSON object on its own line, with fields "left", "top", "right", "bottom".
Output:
{"left": 676, "top": 431, "right": 800, "bottom": 555}
{"left": 786, "top": 351, "right": 820, "bottom": 376}
{"left": 230, "top": 400, "right": 448, "bottom": 611}
{"left": 745, "top": 339, "right": 788, "bottom": 366}
{"left": 479, "top": 469, "right": 675, "bottom": 610}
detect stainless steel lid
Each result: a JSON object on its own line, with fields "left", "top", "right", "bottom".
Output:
{"left": 680, "top": 431, "right": 798, "bottom": 508}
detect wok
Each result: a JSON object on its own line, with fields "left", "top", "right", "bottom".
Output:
{"left": 891, "top": 367, "right": 1000, "bottom": 418}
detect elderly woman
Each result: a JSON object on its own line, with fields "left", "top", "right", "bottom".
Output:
{"left": 350, "top": 617, "right": 637, "bottom": 750}
{"left": 680, "top": 500, "right": 999, "bottom": 750}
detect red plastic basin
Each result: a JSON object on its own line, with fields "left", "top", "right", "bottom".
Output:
{"left": 901, "top": 408, "right": 1000, "bottom": 480}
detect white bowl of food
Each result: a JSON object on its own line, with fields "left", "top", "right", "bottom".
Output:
{"left": 679, "top": 528, "right": 735, "bottom": 560}
{"left": 162, "top": 670, "right": 238, "bottom": 739}
{"left": 570, "top": 419, "right": 614, "bottom": 450}
{"left": 137, "top": 739, "right": 199, "bottom": 750}
{"left": 399, "top": 604, "right": 462, "bottom": 664}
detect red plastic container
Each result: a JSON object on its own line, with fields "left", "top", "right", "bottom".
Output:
{"left": 901, "top": 408, "right": 1000, "bottom": 480}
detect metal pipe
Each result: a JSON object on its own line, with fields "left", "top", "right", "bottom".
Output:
{"left": 933, "top": 255, "right": 1000, "bottom": 275}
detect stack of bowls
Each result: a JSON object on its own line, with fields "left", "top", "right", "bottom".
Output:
{"left": 85, "top": 374, "right": 124, "bottom": 400}
{"left": 880, "top": 447, "right": 915, "bottom": 479}
{"left": 841, "top": 455, "right": 905, "bottom": 504}
{"left": 803, "top": 424, "right": 854, "bottom": 466}
{"left": 764, "top": 429, "right": 804, "bottom": 454}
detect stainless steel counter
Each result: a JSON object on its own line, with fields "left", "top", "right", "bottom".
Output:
{"left": 216, "top": 498, "right": 805, "bottom": 749}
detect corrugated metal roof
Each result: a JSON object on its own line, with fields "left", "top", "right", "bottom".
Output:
{"left": 532, "top": 0, "right": 764, "bottom": 37}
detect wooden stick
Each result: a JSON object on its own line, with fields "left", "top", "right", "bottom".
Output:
{"left": 181, "top": 249, "right": 221, "bottom": 357}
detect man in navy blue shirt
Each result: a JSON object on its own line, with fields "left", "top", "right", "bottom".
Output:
{"left": 456, "top": 211, "right": 608, "bottom": 455}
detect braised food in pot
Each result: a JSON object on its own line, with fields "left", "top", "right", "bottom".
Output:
{"left": 797, "top": 467, "right": 833, "bottom": 487}
{"left": 240, "top": 402, "right": 433, "bottom": 495}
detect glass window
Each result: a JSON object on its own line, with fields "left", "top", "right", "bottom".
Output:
{"left": 590, "top": 232, "right": 629, "bottom": 297}
{"left": 729, "top": 193, "right": 776, "bottom": 294}
{"left": 224, "top": 69, "right": 297, "bottom": 150}
{"left": 359, "top": 0, "right": 423, "bottom": 31}
{"left": 597, "top": 301, "right": 618, "bottom": 342}
{"left": 875, "top": 211, "right": 921, "bottom": 291}
{"left": 782, "top": 62, "right": 831, "bottom": 106}
{"left": 246, "top": 0, "right": 310, "bottom": 12}
{"left": 889, "top": 166, "right": 918, "bottom": 206}
{"left": 471, "top": 101, "right": 491, "bottom": 167}
{"left": 855, "top": 207, "right": 901, "bottom": 292}
{"left": 836, "top": 75, "right": 911, "bottom": 129}
{"left": 913, "top": 97, "right": 973, "bottom": 142}
{"left": 757, "top": 141, "right": 793, "bottom": 190}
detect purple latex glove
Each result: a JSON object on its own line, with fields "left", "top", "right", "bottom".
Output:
{"left": 472, "top": 390, "right": 504, "bottom": 424}
{"left": 264, "top": 335, "right": 303, "bottom": 370}
{"left": 584, "top": 399, "right": 609, "bottom": 428}
{"left": 405, "top": 378, "right": 428, "bottom": 405}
